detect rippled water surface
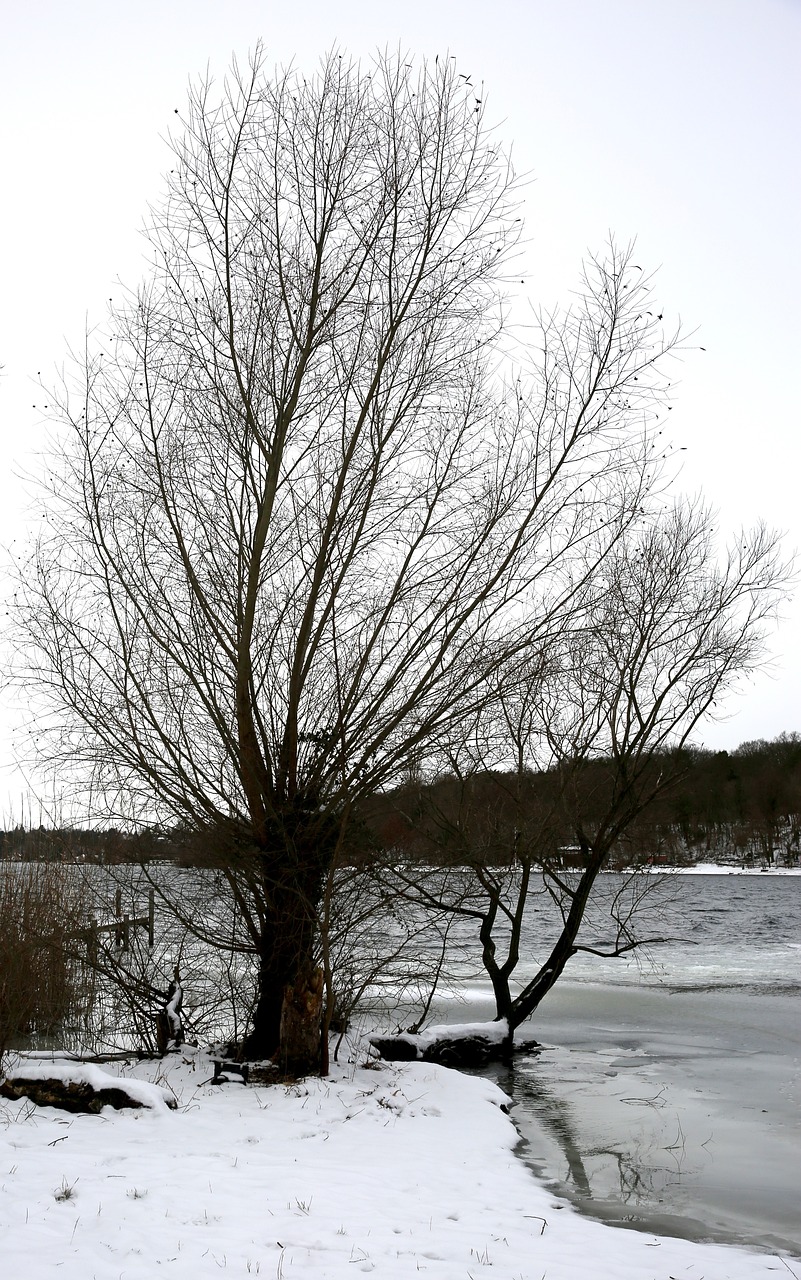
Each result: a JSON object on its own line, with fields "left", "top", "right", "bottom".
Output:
{"left": 505, "top": 870, "right": 801, "bottom": 993}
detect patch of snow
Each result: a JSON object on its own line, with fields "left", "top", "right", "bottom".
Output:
{"left": 674, "top": 863, "right": 801, "bottom": 875}
{"left": 0, "top": 1048, "right": 793, "bottom": 1277}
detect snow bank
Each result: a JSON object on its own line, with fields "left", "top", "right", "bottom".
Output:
{"left": 0, "top": 1048, "right": 793, "bottom": 1278}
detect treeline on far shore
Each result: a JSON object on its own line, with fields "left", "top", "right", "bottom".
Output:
{"left": 2, "top": 733, "right": 801, "bottom": 870}
{"left": 632, "top": 732, "right": 801, "bottom": 864}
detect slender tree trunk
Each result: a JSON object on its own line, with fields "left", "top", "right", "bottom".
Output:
{"left": 508, "top": 841, "right": 605, "bottom": 1029}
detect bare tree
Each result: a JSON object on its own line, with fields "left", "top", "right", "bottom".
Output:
{"left": 15, "top": 47, "right": 683, "bottom": 1071}
{"left": 372, "top": 500, "right": 789, "bottom": 1055}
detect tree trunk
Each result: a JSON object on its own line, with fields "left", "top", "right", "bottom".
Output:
{"left": 242, "top": 828, "right": 332, "bottom": 1073}
{"left": 244, "top": 954, "right": 285, "bottom": 1061}
{"left": 279, "top": 961, "right": 324, "bottom": 1075}
{"left": 244, "top": 905, "right": 322, "bottom": 1070}
{"left": 508, "top": 840, "right": 605, "bottom": 1030}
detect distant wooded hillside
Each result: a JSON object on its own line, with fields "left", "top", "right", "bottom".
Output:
{"left": 3, "top": 733, "right": 800, "bottom": 868}
{"left": 363, "top": 733, "right": 801, "bottom": 869}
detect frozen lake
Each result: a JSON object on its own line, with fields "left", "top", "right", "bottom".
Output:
{"left": 508, "top": 982, "right": 800, "bottom": 1255}
{"left": 429, "top": 873, "right": 801, "bottom": 1256}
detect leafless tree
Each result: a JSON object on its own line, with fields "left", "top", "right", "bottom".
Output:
{"left": 14, "top": 47, "right": 684, "bottom": 1071}
{"left": 374, "top": 500, "right": 789, "bottom": 1051}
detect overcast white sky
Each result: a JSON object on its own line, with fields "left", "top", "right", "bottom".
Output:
{"left": 1, "top": 0, "right": 799, "bottom": 812}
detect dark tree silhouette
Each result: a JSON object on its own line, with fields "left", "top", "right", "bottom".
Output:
{"left": 16, "top": 49, "right": 716, "bottom": 1071}
{"left": 370, "top": 501, "right": 788, "bottom": 1055}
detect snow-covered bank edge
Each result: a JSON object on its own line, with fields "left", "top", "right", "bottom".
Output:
{"left": 672, "top": 862, "right": 801, "bottom": 875}
{"left": 1, "top": 1047, "right": 796, "bottom": 1278}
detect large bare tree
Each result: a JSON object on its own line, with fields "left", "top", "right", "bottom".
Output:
{"left": 16, "top": 49, "right": 683, "bottom": 1070}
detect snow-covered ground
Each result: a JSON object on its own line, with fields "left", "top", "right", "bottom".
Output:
{"left": 1, "top": 1047, "right": 796, "bottom": 1279}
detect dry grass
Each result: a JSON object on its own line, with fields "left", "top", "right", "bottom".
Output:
{"left": 0, "top": 861, "right": 86, "bottom": 1063}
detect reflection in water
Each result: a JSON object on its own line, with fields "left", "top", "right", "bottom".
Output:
{"left": 446, "top": 880, "right": 801, "bottom": 1257}
{"left": 507, "top": 1055, "right": 592, "bottom": 1199}
{"left": 510, "top": 1047, "right": 709, "bottom": 1223}
{"left": 498, "top": 1037, "right": 801, "bottom": 1257}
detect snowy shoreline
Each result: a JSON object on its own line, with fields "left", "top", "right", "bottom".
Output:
{"left": 1, "top": 1047, "right": 796, "bottom": 1278}
{"left": 671, "top": 863, "right": 801, "bottom": 875}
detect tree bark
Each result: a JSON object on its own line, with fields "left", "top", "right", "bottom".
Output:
{"left": 279, "top": 962, "right": 324, "bottom": 1076}
{"left": 242, "top": 823, "right": 332, "bottom": 1071}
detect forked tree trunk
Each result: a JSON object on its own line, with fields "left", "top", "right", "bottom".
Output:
{"left": 507, "top": 841, "right": 605, "bottom": 1030}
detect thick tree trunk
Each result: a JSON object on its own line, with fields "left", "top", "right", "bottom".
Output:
{"left": 244, "top": 900, "right": 323, "bottom": 1069}
{"left": 245, "top": 953, "right": 325, "bottom": 1073}
{"left": 244, "top": 954, "right": 286, "bottom": 1061}
{"left": 241, "top": 822, "right": 333, "bottom": 1073}
{"left": 279, "top": 961, "right": 324, "bottom": 1075}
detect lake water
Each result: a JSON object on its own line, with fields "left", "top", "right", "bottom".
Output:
{"left": 429, "top": 873, "right": 801, "bottom": 1257}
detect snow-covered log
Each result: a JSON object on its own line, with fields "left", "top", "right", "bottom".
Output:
{"left": 0, "top": 1061, "right": 176, "bottom": 1112}
{"left": 156, "top": 966, "right": 184, "bottom": 1055}
{"left": 370, "top": 1019, "right": 525, "bottom": 1067}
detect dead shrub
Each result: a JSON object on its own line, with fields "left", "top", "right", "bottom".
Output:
{"left": 0, "top": 861, "right": 86, "bottom": 1063}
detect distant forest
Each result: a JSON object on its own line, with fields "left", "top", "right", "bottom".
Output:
{"left": 2, "top": 734, "right": 800, "bottom": 868}
{"left": 631, "top": 733, "right": 801, "bottom": 864}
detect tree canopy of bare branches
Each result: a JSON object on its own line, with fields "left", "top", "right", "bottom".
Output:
{"left": 370, "top": 499, "right": 788, "bottom": 1044}
{"left": 12, "top": 48, "right": 782, "bottom": 1070}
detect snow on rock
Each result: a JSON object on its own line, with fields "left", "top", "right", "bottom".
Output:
{"left": 412, "top": 1017, "right": 512, "bottom": 1045}
{"left": 1, "top": 1059, "right": 176, "bottom": 1112}
{"left": 0, "top": 1048, "right": 793, "bottom": 1278}
{"left": 370, "top": 1018, "right": 512, "bottom": 1064}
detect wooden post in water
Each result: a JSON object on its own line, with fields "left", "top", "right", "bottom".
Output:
{"left": 147, "top": 889, "right": 155, "bottom": 948}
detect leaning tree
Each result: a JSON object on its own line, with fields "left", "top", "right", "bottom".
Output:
{"left": 17, "top": 48, "right": 694, "bottom": 1071}
{"left": 369, "top": 499, "right": 788, "bottom": 1058}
